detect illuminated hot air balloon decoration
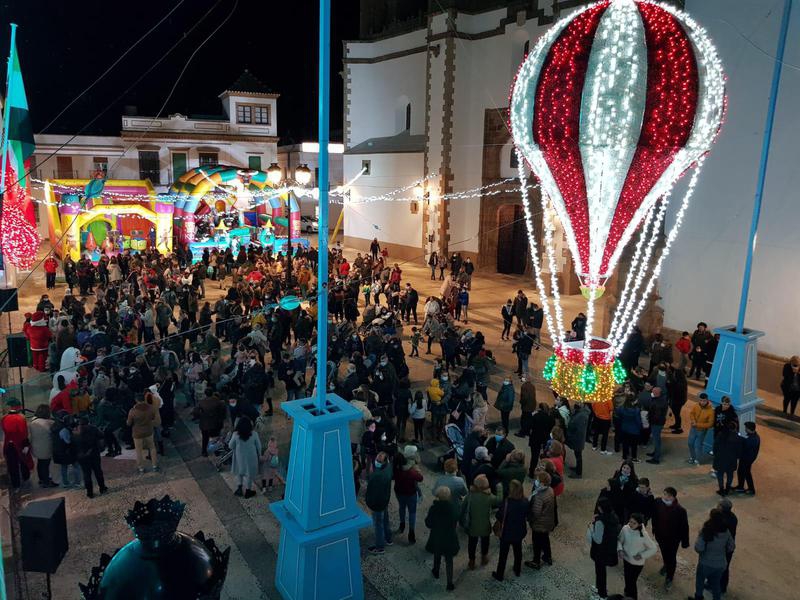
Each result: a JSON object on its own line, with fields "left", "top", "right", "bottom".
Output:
{"left": 509, "top": 0, "right": 725, "bottom": 402}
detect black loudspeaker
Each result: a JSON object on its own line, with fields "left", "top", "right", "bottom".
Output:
{"left": 0, "top": 287, "right": 18, "bottom": 312}
{"left": 19, "top": 498, "right": 69, "bottom": 574}
{"left": 6, "top": 333, "right": 29, "bottom": 368}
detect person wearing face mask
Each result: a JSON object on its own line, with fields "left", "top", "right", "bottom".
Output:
{"left": 645, "top": 387, "right": 668, "bottom": 464}
{"left": 494, "top": 378, "right": 515, "bottom": 433}
{"left": 616, "top": 512, "right": 657, "bottom": 600}
{"left": 687, "top": 393, "right": 715, "bottom": 465}
{"left": 587, "top": 498, "right": 620, "bottom": 600}
{"left": 628, "top": 477, "right": 656, "bottom": 526}
{"left": 604, "top": 461, "right": 639, "bottom": 524}
{"left": 366, "top": 451, "right": 394, "bottom": 554}
{"left": 486, "top": 427, "right": 515, "bottom": 470}
{"left": 652, "top": 486, "right": 690, "bottom": 591}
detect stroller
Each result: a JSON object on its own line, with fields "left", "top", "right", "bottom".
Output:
{"left": 437, "top": 422, "right": 467, "bottom": 471}
{"left": 210, "top": 434, "right": 233, "bottom": 471}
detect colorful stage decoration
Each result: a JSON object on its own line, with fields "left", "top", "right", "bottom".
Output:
{"left": 80, "top": 495, "right": 230, "bottom": 600}
{"left": 509, "top": 0, "right": 725, "bottom": 402}
{"left": 171, "top": 165, "right": 300, "bottom": 245}
{"left": 44, "top": 179, "right": 172, "bottom": 262}
{"left": 43, "top": 165, "right": 310, "bottom": 263}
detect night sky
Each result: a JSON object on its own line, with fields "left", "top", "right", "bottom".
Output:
{"left": 0, "top": 0, "right": 360, "bottom": 142}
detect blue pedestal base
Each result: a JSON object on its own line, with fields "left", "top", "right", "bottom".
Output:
{"left": 270, "top": 501, "right": 370, "bottom": 600}
{"left": 270, "top": 393, "right": 369, "bottom": 600}
{"left": 707, "top": 326, "right": 764, "bottom": 431}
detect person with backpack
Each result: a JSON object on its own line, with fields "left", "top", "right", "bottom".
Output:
{"left": 51, "top": 412, "right": 81, "bottom": 488}
{"left": 587, "top": 497, "right": 621, "bottom": 600}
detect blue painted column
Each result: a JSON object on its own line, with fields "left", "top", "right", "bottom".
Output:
{"left": 270, "top": 1, "right": 369, "bottom": 598}
{"left": 706, "top": 326, "right": 764, "bottom": 427}
{"left": 708, "top": 0, "right": 792, "bottom": 425}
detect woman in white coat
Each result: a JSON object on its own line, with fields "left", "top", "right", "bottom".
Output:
{"left": 229, "top": 416, "right": 262, "bottom": 499}
{"left": 617, "top": 512, "right": 658, "bottom": 600}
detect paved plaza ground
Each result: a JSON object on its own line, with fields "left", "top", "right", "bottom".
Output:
{"left": 3, "top": 249, "right": 799, "bottom": 600}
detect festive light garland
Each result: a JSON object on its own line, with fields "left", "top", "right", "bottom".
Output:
{"left": 605, "top": 201, "right": 657, "bottom": 348}
{"left": 517, "top": 154, "right": 561, "bottom": 352}
{"left": 610, "top": 157, "right": 706, "bottom": 358}
{"left": 1, "top": 173, "right": 41, "bottom": 269}
{"left": 543, "top": 354, "right": 558, "bottom": 381}
{"left": 613, "top": 358, "right": 628, "bottom": 384}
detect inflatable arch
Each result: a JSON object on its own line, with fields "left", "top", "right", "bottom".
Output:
{"left": 171, "top": 165, "right": 300, "bottom": 244}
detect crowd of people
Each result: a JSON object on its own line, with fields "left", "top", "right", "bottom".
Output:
{"left": 0, "top": 238, "right": 769, "bottom": 600}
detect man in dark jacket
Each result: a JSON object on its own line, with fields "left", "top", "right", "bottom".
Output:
{"left": 366, "top": 451, "right": 393, "bottom": 554}
{"left": 645, "top": 387, "right": 669, "bottom": 464}
{"left": 486, "top": 427, "right": 514, "bottom": 469}
{"left": 511, "top": 290, "right": 527, "bottom": 327}
{"left": 462, "top": 426, "right": 486, "bottom": 484}
{"left": 566, "top": 402, "right": 590, "bottom": 478}
{"left": 528, "top": 404, "right": 555, "bottom": 477}
{"left": 652, "top": 486, "right": 690, "bottom": 591}
{"left": 515, "top": 378, "right": 537, "bottom": 438}
{"left": 667, "top": 365, "right": 688, "bottom": 433}
{"left": 734, "top": 421, "right": 760, "bottom": 495}
{"left": 75, "top": 416, "right": 108, "bottom": 498}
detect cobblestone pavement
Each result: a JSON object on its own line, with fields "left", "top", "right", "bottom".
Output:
{"left": 8, "top": 249, "right": 799, "bottom": 600}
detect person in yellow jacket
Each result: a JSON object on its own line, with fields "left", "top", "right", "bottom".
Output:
{"left": 427, "top": 379, "right": 447, "bottom": 440}
{"left": 687, "top": 393, "right": 714, "bottom": 465}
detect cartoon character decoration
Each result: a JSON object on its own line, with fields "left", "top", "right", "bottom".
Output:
{"left": 24, "top": 311, "right": 51, "bottom": 372}
{"left": 52, "top": 346, "right": 83, "bottom": 396}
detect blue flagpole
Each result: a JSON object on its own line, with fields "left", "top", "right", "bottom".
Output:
{"left": 0, "top": 23, "right": 19, "bottom": 600}
{"left": 315, "top": 0, "right": 330, "bottom": 409}
{"left": 736, "top": 0, "right": 793, "bottom": 332}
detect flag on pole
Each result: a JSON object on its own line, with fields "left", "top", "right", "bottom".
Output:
{"left": 3, "top": 32, "right": 35, "bottom": 224}
{"left": 1, "top": 24, "right": 40, "bottom": 270}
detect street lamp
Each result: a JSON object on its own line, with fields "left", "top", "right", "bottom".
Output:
{"left": 266, "top": 162, "right": 294, "bottom": 289}
{"left": 295, "top": 163, "right": 312, "bottom": 186}
{"left": 267, "top": 162, "right": 282, "bottom": 186}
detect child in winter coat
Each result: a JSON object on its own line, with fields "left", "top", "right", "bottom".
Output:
{"left": 408, "top": 391, "right": 427, "bottom": 445}
{"left": 261, "top": 436, "right": 283, "bottom": 494}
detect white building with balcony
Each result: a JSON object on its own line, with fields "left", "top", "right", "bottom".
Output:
{"left": 31, "top": 69, "right": 279, "bottom": 228}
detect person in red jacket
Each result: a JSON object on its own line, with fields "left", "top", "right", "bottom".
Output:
{"left": 675, "top": 331, "right": 692, "bottom": 373}
{"left": 44, "top": 255, "right": 59, "bottom": 289}
{"left": 393, "top": 446, "right": 424, "bottom": 544}
{"left": 50, "top": 376, "right": 77, "bottom": 414}
{"left": 2, "top": 397, "right": 33, "bottom": 488}
{"left": 25, "top": 311, "right": 52, "bottom": 372}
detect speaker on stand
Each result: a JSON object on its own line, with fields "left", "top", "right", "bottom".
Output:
{"left": 0, "top": 287, "right": 19, "bottom": 335}
{"left": 18, "top": 498, "right": 69, "bottom": 599}
{"left": 6, "top": 333, "right": 29, "bottom": 409}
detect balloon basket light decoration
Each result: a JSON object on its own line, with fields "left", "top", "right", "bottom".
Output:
{"left": 509, "top": 0, "right": 725, "bottom": 403}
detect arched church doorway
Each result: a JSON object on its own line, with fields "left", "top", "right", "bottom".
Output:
{"left": 496, "top": 204, "right": 527, "bottom": 274}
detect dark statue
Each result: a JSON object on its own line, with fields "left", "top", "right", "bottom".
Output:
{"left": 80, "top": 496, "right": 230, "bottom": 600}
